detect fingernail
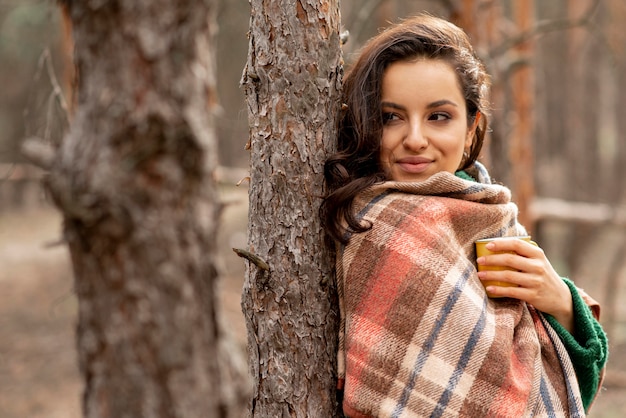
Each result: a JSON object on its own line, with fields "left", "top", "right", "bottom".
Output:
{"left": 476, "top": 257, "right": 485, "bottom": 264}
{"left": 485, "top": 242, "right": 495, "bottom": 250}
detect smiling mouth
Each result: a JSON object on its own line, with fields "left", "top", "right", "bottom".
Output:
{"left": 397, "top": 159, "right": 432, "bottom": 174}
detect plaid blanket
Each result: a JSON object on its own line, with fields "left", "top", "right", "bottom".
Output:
{"left": 337, "top": 168, "right": 586, "bottom": 417}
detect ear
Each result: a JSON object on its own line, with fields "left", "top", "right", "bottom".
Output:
{"left": 465, "top": 111, "right": 481, "bottom": 148}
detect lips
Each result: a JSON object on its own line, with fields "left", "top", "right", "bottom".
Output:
{"left": 396, "top": 156, "right": 433, "bottom": 174}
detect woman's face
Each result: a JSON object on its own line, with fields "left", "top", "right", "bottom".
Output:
{"left": 379, "top": 59, "right": 475, "bottom": 182}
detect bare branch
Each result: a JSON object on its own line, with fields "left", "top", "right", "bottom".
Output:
{"left": 45, "top": 49, "right": 70, "bottom": 122}
{"left": 489, "top": 0, "right": 601, "bottom": 58}
{"left": 530, "top": 197, "right": 626, "bottom": 227}
{"left": 232, "top": 248, "right": 270, "bottom": 271}
{"left": 20, "top": 137, "right": 55, "bottom": 170}
{"left": 35, "top": 49, "right": 71, "bottom": 128}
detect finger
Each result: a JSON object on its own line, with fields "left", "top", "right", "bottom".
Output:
{"left": 477, "top": 269, "right": 529, "bottom": 287}
{"left": 484, "top": 283, "right": 526, "bottom": 299}
{"left": 483, "top": 279, "right": 543, "bottom": 300}
{"left": 477, "top": 252, "right": 530, "bottom": 272}
{"left": 485, "top": 238, "right": 542, "bottom": 258}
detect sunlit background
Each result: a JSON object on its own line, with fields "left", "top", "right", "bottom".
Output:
{"left": 1, "top": 0, "right": 624, "bottom": 416}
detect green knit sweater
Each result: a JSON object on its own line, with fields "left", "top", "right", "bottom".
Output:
{"left": 545, "top": 278, "right": 608, "bottom": 411}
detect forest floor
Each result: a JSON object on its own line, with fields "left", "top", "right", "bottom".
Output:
{"left": 0, "top": 185, "right": 625, "bottom": 417}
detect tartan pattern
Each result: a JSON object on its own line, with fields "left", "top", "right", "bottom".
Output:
{"left": 337, "top": 169, "right": 585, "bottom": 417}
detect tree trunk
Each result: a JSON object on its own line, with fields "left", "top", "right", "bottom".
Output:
{"left": 612, "top": 1, "right": 626, "bottom": 201}
{"left": 450, "top": 0, "right": 478, "bottom": 42}
{"left": 509, "top": 0, "right": 536, "bottom": 231}
{"left": 43, "top": 1, "right": 225, "bottom": 416}
{"left": 240, "top": 0, "right": 342, "bottom": 416}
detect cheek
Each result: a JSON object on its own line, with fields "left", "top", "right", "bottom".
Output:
{"left": 378, "top": 146, "right": 390, "bottom": 167}
{"left": 378, "top": 141, "right": 395, "bottom": 175}
{"left": 381, "top": 128, "right": 404, "bottom": 151}
{"left": 379, "top": 134, "right": 393, "bottom": 159}
{"left": 441, "top": 132, "right": 467, "bottom": 153}
{"left": 442, "top": 134, "right": 468, "bottom": 169}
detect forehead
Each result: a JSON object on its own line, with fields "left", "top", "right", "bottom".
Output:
{"left": 382, "top": 59, "right": 463, "bottom": 99}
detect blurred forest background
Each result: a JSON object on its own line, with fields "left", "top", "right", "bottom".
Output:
{"left": 1, "top": 0, "right": 625, "bottom": 417}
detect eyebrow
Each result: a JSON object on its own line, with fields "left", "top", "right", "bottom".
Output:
{"left": 381, "top": 99, "right": 459, "bottom": 110}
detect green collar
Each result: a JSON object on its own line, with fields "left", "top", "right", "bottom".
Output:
{"left": 454, "top": 170, "right": 476, "bottom": 182}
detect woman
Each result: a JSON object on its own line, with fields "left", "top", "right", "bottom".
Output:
{"left": 322, "top": 14, "right": 607, "bottom": 417}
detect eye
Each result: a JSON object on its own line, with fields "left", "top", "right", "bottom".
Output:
{"left": 382, "top": 112, "right": 401, "bottom": 124}
{"left": 428, "top": 112, "right": 451, "bottom": 122}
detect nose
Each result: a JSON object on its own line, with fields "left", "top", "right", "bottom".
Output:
{"left": 402, "top": 120, "right": 428, "bottom": 151}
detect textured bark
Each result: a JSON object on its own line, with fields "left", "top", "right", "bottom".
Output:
{"left": 241, "top": 0, "right": 342, "bottom": 416}
{"left": 47, "top": 1, "right": 225, "bottom": 417}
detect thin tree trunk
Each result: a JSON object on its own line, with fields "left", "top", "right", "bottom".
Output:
{"left": 450, "top": 0, "right": 478, "bottom": 42}
{"left": 607, "top": 0, "right": 626, "bottom": 202}
{"left": 38, "top": 1, "right": 224, "bottom": 416}
{"left": 240, "top": 0, "right": 342, "bottom": 415}
{"left": 450, "top": 0, "right": 500, "bottom": 171}
{"left": 509, "top": 0, "right": 536, "bottom": 231}
{"left": 564, "top": 0, "right": 597, "bottom": 275}
{"left": 60, "top": 3, "right": 75, "bottom": 114}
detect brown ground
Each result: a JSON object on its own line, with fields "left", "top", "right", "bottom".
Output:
{"left": 1, "top": 186, "right": 625, "bottom": 417}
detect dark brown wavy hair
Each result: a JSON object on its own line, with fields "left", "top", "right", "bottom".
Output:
{"left": 321, "top": 14, "right": 491, "bottom": 244}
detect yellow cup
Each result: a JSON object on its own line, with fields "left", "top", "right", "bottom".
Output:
{"left": 475, "top": 236, "right": 537, "bottom": 297}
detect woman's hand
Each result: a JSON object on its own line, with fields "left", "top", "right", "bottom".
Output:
{"left": 476, "top": 238, "right": 574, "bottom": 334}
